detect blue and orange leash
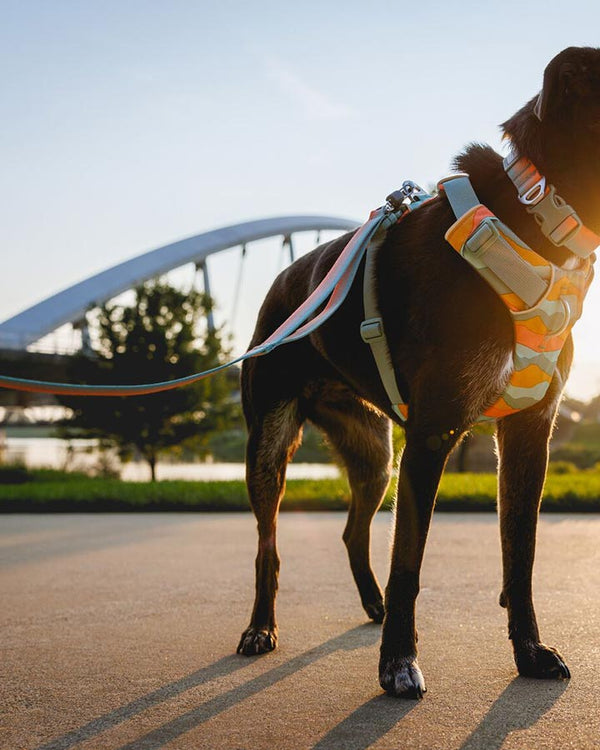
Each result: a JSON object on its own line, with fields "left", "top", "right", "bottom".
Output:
{"left": 0, "top": 190, "right": 424, "bottom": 397}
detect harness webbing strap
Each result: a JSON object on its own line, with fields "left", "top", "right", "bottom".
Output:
{"left": 359, "top": 191, "right": 432, "bottom": 420}
{"left": 443, "top": 177, "right": 547, "bottom": 307}
{"left": 439, "top": 174, "right": 480, "bottom": 217}
{"left": 361, "top": 236, "right": 405, "bottom": 419}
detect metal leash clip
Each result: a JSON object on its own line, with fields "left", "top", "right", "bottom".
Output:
{"left": 385, "top": 181, "right": 430, "bottom": 213}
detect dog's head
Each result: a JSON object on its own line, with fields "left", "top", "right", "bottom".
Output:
{"left": 502, "top": 46, "right": 600, "bottom": 231}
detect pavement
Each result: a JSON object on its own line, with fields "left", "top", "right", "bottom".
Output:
{"left": 1, "top": 511, "right": 600, "bottom": 750}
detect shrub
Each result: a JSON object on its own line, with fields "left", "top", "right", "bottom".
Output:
{"left": 0, "top": 463, "right": 31, "bottom": 484}
{"left": 550, "top": 445, "right": 600, "bottom": 469}
{"left": 547, "top": 461, "right": 578, "bottom": 474}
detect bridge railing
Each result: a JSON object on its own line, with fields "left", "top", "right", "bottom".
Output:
{"left": 0, "top": 328, "right": 81, "bottom": 356}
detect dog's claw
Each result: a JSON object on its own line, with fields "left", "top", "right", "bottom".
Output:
{"left": 514, "top": 641, "right": 571, "bottom": 680}
{"left": 237, "top": 627, "right": 277, "bottom": 656}
{"left": 379, "top": 656, "right": 426, "bottom": 699}
{"left": 558, "top": 661, "right": 571, "bottom": 679}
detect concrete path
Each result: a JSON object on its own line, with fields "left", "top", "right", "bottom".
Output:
{"left": 1, "top": 512, "right": 599, "bottom": 750}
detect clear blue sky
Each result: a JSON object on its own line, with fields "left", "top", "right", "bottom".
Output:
{"left": 1, "top": 1, "right": 599, "bottom": 398}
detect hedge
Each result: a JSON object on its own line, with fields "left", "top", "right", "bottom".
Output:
{"left": 1, "top": 471, "right": 600, "bottom": 512}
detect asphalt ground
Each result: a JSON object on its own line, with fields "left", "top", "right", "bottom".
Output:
{"left": 2, "top": 512, "right": 600, "bottom": 750}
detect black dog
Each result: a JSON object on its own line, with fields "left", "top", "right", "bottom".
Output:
{"left": 236, "top": 47, "right": 600, "bottom": 697}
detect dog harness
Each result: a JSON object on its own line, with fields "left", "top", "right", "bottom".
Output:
{"left": 361, "top": 149, "right": 598, "bottom": 422}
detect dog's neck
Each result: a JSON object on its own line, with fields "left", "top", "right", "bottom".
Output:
{"left": 454, "top": 144, "right": 597, "bottom": 268}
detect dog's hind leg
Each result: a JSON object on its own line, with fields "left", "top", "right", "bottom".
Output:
{"left": 496, "top": 404, "right": 570, "bottom": 680}
{"left": 237, "top": 395, "right": 303, "bottom": 656}
{"left": 306, "top": 387, "right": 393, "bottom": 623}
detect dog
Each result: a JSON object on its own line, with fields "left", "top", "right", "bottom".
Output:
{"left": 236, "top": 46, "right": 600, "bottom": 697}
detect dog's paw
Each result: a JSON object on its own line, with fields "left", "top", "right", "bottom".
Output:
{"left": 379, "top": 655, "right": 426, "bottom": 698}
{"left": 236, "top": 627, "right": 278, "bottom": 656}
{"left": 514, "top": 641, "right": 571, "bottom": 679}
{"left": 364, "top": 599, "right": 385, "bottom": 624}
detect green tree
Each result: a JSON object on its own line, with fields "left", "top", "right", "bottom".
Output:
{"left": 59, "top": 280, "right": 240, "bottom": 481}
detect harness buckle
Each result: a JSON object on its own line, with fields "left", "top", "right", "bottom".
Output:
{"left": 528, "top": 185, "right": 582, "bottom": 247}
{"left": 360, "top": 318, "right": 385, "bottom": 343}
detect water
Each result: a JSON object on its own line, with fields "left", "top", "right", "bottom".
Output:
{"left": 0, "top": 437, "right": 340, "bottom": 481}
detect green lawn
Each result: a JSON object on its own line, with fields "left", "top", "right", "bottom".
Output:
{"left": 1, "top": 470, "right": 600, "bottom": 512}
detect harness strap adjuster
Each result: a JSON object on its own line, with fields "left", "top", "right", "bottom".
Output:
{"left": 360, "top": 318, "right": 384, "bottom": 343}
{"left": 503, "top": 151, "right": 546, "bottom": 205}
{"left": 504, "top": 152, "right": 546, "bottom": 206}
{"left": 462, "top": 217, "right": 548, "bottom": 307}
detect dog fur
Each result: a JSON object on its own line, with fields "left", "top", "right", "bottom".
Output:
{"left": 237, "top": 46, "right": 600, "bottom": 697}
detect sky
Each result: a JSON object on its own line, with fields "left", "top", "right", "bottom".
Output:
{"left": 1, "top": 0, "right": 600, "bottom": 399}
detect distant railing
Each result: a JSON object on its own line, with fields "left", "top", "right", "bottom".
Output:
{"left": 0, "top": 326, "right": 82, "bottom": 355}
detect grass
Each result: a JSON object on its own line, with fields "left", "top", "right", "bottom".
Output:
{"left": 1, "top": 468, "right": 600, "bottom": 512}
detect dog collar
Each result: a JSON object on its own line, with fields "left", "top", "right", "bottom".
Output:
{"left": 503, "top": 147, "right": 600, "bottom": 259}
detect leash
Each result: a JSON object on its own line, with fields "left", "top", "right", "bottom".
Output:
{"left": 0, "top": 203, "right": 407, "bottom": 396}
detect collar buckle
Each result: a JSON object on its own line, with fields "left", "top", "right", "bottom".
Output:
{"left": 529, "top": 185, "right": 580, "bottom": 246}
{"left": 504, "top": 146, "right": 600, "bottom": 259}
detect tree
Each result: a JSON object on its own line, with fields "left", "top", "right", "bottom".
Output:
{"left": 59, "top": 280, "right": 240, "bottom": 480}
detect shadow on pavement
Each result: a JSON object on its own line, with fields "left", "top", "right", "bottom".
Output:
{"left": 33, "top": 652, "right": 252, "bottom": 750}
{"left": 459, "top": 676, "right": 570, "bottom": 750}
{"left": 311, "top": 694, "right": 417, "bottom": 750}
{"left": 35, "top": 623, "right": 381, "bottom": 750}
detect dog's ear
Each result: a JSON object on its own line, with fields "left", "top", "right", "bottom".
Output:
{"left": 535, "top": 47, "right": 599, "bottom": 120}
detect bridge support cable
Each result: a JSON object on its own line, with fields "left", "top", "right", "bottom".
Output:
{"left": 282, "top": 233, "right": 295, "bottom": 264}
{"left": 197, "top": 260, "right": 216, "bottom": 334}
{"left": 230, "top": 244, "right": 247, "bottom": 330}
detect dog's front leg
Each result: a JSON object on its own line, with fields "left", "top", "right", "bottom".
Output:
{"left": 379, "top": 429, "right": 455, "bottom": 698}
{"left": 497, "top": 409, "right": 570, "bottom": 680}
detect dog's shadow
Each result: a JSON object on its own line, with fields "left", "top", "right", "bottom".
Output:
{"left": 34, "top": 623, "right": 383, "bottom": 750}
{"left": 458, "top": 676, "right": 569, "bottom": 750}
{"left": 311, "top": 693, "right": 417, "bottom": 750}
{"left": 312, "top": 675, "right": 569, "bottom": 750}
{"left": 33, "top": 624, "right": 569, "bottom": 750}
